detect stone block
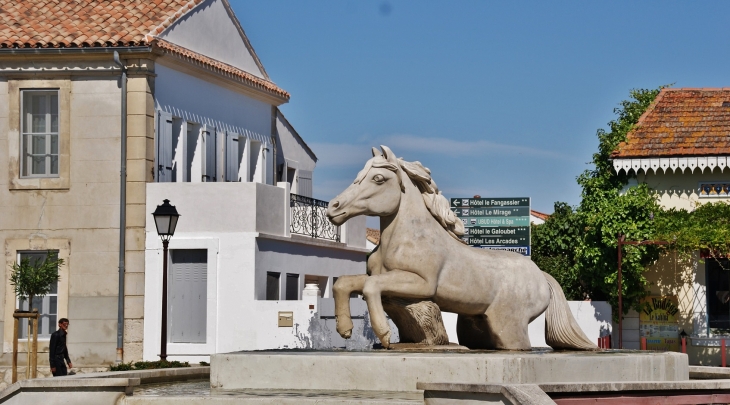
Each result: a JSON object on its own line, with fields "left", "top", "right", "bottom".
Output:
{"left": 71, "top": 92, "right": 120, "bottom": 118}
{"left": 69, "top": 251, "right": 118, "bottom": 276}
{"left": 211, "top": 350, "right": 689, "bottom": 393}
{"left": 71, "top": 228, "right": 118, "bottom": 253}
{"left": 126, "top": 76, "right": 152, "bottom": 93}
{"left": 66, "top": 342, "right": 117, "bottom": 365}
{"left": 126, "top": 158, "right": 148, "bottom": 183}
{"left": 127, "top": 135, "right": 148, "bottom": 160}
{"left": 126, "top": 90, "right": 154, "bottom": 117}
{"left": 126, "top": 114, "right": 154, "bottom": 139}
{"left": 124, "top": 319, "right": 144, "bottom": 343}
{"left": 123, "top": 341, "right": 143, "bottom": 363}
{"left": 71, "top": 137, "right": 120, "bottom": 162}
{"left": 71, "top": 115, "right": 121, "bottom": 139}
{"left": 125, "top": 227, "right": 146, "bottom": 251}
{"left": 125, "top": 203, "right": 147, "bottom": 228}
{"left": 126, "top": 181, "right": 147, "bottom": 205}
{"left": 70, "top": 272, "right": 118, "bottom": 296}
{"left": 69, "top": 296, "right": 118, "bottom": 320}
{"left": 125, "top": 250, "right": 146, "bottom": 273}
{"left": 71, "top": 159, "right": 120, "bottom": 183}
{"left": 125, "top": 272, "right": 145, "bottom": 296}
{"left": 124, "top": 296, "right": 145, "bottom": 319}
{"left": 72, "top": 78, "right": 120, "bottom": 94}
{"left": 68, "top": 319, "right": 116, "bottom": 343}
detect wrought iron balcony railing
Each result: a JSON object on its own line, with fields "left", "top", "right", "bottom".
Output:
{"left": 290, "top": 193, "right": 341, "bottom": 242}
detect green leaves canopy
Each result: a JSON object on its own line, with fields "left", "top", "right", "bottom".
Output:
{"left": 532, "top": 86, "right": 730, "bottom": 317}
{"left": 10, "top": 251, "right": 63, "bottom": 311}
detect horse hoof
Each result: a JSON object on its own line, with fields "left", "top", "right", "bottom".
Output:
{"left": 380, "top": 331, "right": 391, "bottom": 349}
{"left": 341, "top": 329, "right": 352, "bottom": 339}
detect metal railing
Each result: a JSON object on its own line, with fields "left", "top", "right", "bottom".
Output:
{"left": 290, "top": 193, "right": 340, "bottom": 242}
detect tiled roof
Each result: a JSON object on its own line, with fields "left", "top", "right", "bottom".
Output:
{"left": 154, "top": 39, "right": 289, "bottom": 100}
{"left": 612, "top": 88, "right": 730, "bottom": 158}
{"left": 0, "top": 0, "right": 203, "bottom": 48}
{"left": 0, "top": 0, "right": 289, "bottom": 100}
{"left": 530, "top": 210, "right": 550, "bottom": 221}
{"left": 366, "top": 228, "right": 380, "bottom": 245}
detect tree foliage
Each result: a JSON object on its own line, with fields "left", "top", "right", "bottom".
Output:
{"left": 10, "top": 251, "right": 63, "bottom": 311}
{"left": 533, "top": 86, "right": 730, "bottom": 317}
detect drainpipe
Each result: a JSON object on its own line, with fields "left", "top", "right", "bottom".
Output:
{"left": 113, "top": 51, "right": 127, "bottom": 364}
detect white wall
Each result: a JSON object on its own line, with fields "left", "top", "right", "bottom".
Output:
{"left": 159, "top": 0, "right": 266, "bottom": 78}
{"left": 442, "top": 301, "right": 612, "bottom": 348}
{"left": 143, "top": 182, "right": 368, "bottom": 360}
{"left": 275, "top": 111, "right": 316, "bottom": 172}
{"left": 155, "top": 58, "right": 274, "bottom": 184}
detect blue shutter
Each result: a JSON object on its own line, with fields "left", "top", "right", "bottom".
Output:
{"left": 157, "top": 111, "right": 173, "bottom": 182}
{"left": 204, "top": 125, "right": 216, "bottom": 182}
{"left": 226, "top": 132, "right": 240, "bottom": 182}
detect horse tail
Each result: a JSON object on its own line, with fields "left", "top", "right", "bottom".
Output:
{"left": 542, "top": 272, "right": 597, "bottom": 350}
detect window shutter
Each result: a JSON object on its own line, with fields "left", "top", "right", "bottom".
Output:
{"left": 298, "top": 170, "right": 313, "bottom": 197}
{"left": 203, "top": 125, "right": 216, "bottom": 182}
{"left": 226, "top": 132, "right": 240, "bottom": 182}
{"left": 157, "top": 111, "right": 173, "bottom": 182}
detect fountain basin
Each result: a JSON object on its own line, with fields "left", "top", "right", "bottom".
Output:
{"left": 211, "top": 349, "right": 688, "bottom": 393}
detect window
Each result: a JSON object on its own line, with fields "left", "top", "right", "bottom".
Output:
{"left": 17, "top": 251, "right": 59, "bottom": 339}
{"left": 21, "top": 90, "right": 59, "bottom": 178}
{"left": 707, "top": 258, "right": 730, "bottom": 334}
{"left": 169, "top": 249, "right": 207, "bottom": 343}
{"left": 266, "top": 272, "right": 280, "bottom": 301}
{"left": 286, "top": 273, "right": 299, "bottom": 300}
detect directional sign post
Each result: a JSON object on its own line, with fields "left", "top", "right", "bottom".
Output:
{"left": 451, "top": 197, "right": 531, "bottom": 256}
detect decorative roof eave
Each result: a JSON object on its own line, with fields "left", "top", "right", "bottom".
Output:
{"left": 151, "top": 38, "right": 290, "bottom": 103}
{"left": 612, "top": 156, "right": 730, "bottom": 175}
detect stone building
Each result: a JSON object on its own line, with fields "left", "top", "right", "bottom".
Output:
{"left": 0, "top": 0, "right": 366, "bottom": 374}
{"left": 611, "top": 88, "right": 730, "bottom": 362}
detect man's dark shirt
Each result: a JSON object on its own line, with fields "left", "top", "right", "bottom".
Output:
{"left": 49, "top": 328, "right": 70, "bottom": 368}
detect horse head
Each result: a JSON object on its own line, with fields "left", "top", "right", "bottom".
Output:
{"left": 327, "top": 145, "right": 404, "bottom": 225}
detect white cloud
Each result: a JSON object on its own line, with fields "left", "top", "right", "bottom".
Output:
{"left": 311, "top": 133, "right": 576, "bottom": 169}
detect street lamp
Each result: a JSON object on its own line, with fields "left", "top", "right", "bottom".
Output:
{"left": 152, "top": 199, "right": 180, "bottom": 361}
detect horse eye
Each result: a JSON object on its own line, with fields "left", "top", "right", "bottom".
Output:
{"left": 372, "top": 174, "right": 385, "bottom": 183}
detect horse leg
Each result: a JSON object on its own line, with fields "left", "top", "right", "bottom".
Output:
{"left": 456, "top": 314, "right": 496, "bottom": 350}
{"left": 332, "top": 274, "right": 369, "bottom": 338}
{"left": 362, "top": 270, "right": 437, "bottom": 348}
{"left": 483, "top": 299, "right": 532, "bottom": 350}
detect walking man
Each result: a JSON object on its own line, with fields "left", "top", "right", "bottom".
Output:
{"left": 49, "top": 318, "right": 72, "bottom": 377}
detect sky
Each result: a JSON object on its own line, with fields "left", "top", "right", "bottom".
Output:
{"left": 229, "top": 1, "right": 730, "bottom": 227}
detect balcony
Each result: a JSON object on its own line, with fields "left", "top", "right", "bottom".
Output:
{"left": 289, "top": 194, "right": 340, "bottom": 242}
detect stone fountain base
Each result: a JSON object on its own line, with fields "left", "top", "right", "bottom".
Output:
{"left": 210, "top": 349, "right": 688, "bottom": 393}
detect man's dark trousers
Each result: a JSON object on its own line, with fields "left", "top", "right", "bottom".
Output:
{"left": 51, "top": 362, "right": 67, "bottom": 377}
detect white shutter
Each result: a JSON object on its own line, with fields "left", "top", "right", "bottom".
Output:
{"left": 298, "top": 170, "right": 313, "bottom": 197}
{"left": 157, "top": 111, "right": 173, "bottom": 182}
{"left": 203, "top": 125, "right": 216, "bottom": 182}
{"left": 226, "top": 132, "right": 240, "bottom": 182}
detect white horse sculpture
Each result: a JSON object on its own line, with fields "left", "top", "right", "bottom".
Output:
{"left": 327, "top": 145, "right": 596, "bottom": 350}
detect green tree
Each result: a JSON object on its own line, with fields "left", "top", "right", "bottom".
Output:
{"left": 10, "top": 251, "right": 63, "bottom": 311}
{"left": 533, "top": 87, "right": 665, "bottom": 316}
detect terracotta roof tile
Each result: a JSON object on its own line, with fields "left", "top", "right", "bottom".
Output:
{"left": 613, "top": 88, "right": 730, "bottom": 158}
{"left": 530, "top": 210, "right": 550, "bottom": 221}
{"left": 366, "top": 228, "right": 380, "bottom": 245}
{"left": 0, "top": 0, "right": 290, "bottom": 100}
{"left": 0, "top": 0, "right": 203, "bottom": 48}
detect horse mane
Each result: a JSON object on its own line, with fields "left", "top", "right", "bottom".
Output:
{"left": 397, "top": 159, "right": 466, "bottom": 243}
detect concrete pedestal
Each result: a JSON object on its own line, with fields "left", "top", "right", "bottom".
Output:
{"left": 211, "top": 349, "right": 688, "bottom": 393}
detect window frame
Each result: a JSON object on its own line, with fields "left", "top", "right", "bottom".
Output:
{"left": 20, "top": 89, "right": 60, "bottom": 178}
{"left": 8, "top": 79, "right": 71, "bottom": 190}
{"left": 15, "top": 250, "right": 60, "bottom": 339}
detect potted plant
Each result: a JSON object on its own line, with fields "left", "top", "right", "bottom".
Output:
{"left": 10, "top": 251, "right": 63, "bottom": 312}
{"left": 9, "top": 251, "right": 63, "bottom": 381}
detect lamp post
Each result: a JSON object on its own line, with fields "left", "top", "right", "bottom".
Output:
{"left": 152, "top": 199, "right": 180, "bottom": 361}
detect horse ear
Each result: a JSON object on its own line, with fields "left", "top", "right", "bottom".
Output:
{"left": 380, "top": 145, "right": 396, "bottom": 161}
{"left": 372, "top": 147, "right": 382, "bottom": 157}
